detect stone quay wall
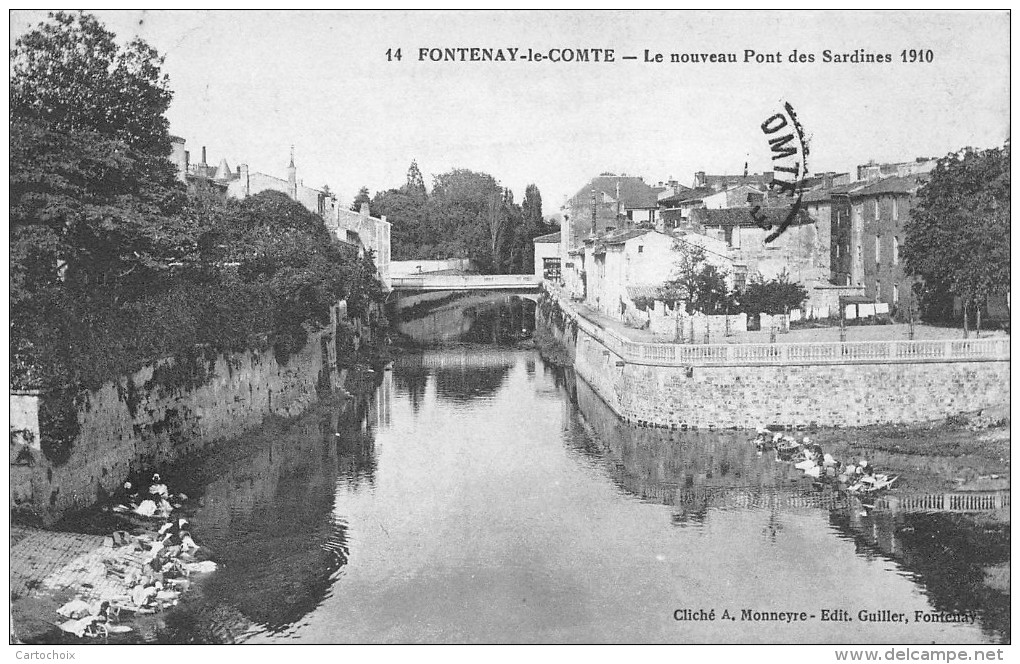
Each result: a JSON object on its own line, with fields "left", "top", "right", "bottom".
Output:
{"left": 539, "top": 288, "right": 1010, "bottom": 430}
{"left": 9, "top": 304, "right": 375, "bottom": 525}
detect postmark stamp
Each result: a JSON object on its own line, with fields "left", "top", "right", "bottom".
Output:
{"left": 751, "top": 101, "right": 810, "bottom": 242}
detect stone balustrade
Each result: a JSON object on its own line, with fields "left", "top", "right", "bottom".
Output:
{"left": 552, "top": 290, "right": 1009, "bottom": 367}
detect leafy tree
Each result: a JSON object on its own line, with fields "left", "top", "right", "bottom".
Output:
{"left": 372, "top": 188, "right": 431, "bottom": 259}
{"left": 902, "top": 144, "right": 1010, "bottom": 330}
{"left": 657, "top": 244, "right": 736, "bottom": 314}
{"left": 515, "top": 183, "right": 552, "bottom": 274}
{"left": 10, "top": 12, "right": 187, "bottom": 299}
{"left": 429, "top": 169, "right": 504, "bottom": 270}
{"left": 11, "top": 11, "right": 173, "bottom": 154}
{"left": 350, "top": 186, "right": 372, "bottom": 212}
{"left": 736, "top": 271, "right": 808, "bottom": 315}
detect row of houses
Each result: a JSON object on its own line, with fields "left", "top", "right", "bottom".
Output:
{"left": 170, "top": 138, "right": 391, "bottom": 288}
{"left": 539, "top": 157, "right": 942, "bottom": 322}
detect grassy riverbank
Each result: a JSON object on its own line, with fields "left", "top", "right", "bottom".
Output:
{"left": 825, "top": 407, "right": 1010, "bottom": 496}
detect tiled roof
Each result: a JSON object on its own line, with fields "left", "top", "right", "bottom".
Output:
{"left": 691, "top": 206, "right": 813, "bottom": 228}
{"left": 803, "top": 174, "right": 927, "bottom": 202}
{"left": 532, "top": 231, "right": 561, "bottom": 243}
{"left": 700, "top": 173, "right": 774, "bottom": 190}
{"left": 660, "top": 186, "right": 717, "bottom": 206}
{"left": 626, "top": 285, "right": 660, "bottom": 301}
{"left": 852, "top": 175, "right": 927, "bottom": 196}
{"left": 603, "top": 228, "right": 655, "bottom": 245}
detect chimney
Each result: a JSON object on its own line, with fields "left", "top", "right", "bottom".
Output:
{"left": 360, "top": 202, "right": 370, "bottom": 217}
{"left": 169, "top": 136, "right": 188, "bottom": 183}
{"left": 743, "top": 162, "right": 749, "bottom": 177}
{"left": 200, "top": 146, "right": 207, "bottom": 166}
{"left": 239, "top": 164, "right": 250, "bottom": 196}
{"left": 695, "top": 171, "right": 707, "bottom": 188}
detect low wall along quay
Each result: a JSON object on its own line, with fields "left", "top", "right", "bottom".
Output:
{"left": 538, "top": 288, "right": 1010, "bottom": 430}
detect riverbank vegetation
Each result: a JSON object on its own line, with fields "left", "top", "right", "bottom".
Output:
{"left": 10, "top": 12, "right": 385, "bottom": 392}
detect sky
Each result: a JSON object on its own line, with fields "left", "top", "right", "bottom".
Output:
{"left": 9, "top": 10, "right": 1010, "bottom": 213}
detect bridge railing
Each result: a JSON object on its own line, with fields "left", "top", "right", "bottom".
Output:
{"left": 554, "top": 291, "right": 1010, "bottom": 366}
{"left": 391, "top": 274, "right": 541, "bottom": 290}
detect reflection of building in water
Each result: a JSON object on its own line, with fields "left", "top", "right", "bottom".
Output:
{"left": 561, "top": 365, "right": 1010, "bottom": 644}
{"left": 569, "top": 373, "right": 801, "bottom": 520}
{"left": 335, "top": 393, "right": 379, "bottom": 488}
{"left": 374, "top": 369, "right": 393, "bottom": 428}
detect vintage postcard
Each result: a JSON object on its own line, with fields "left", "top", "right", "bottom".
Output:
{"left": 8, "top": 9, "right": 1010, "bottom": 655}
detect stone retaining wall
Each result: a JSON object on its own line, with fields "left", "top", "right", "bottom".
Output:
{"left": 9, "top": 313, "right": 366, "bottom": 525}
{"left": 541, "top": 291, "right": 1010, "bottom": 430}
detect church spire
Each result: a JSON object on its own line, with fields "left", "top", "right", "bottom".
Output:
{"left": 286, "top": 145, "right": 297, "bottom": 200}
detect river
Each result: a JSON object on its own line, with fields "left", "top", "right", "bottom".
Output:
{"left": 151, "top": 346, "right": 1008, "bottom": 644}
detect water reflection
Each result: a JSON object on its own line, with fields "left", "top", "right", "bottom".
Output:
{"left": 156, "top": 350, "right": 1006, "bottom": 644}
{"left": 394, "top": 292, "right": 536, "bottom": 345}
{"left": 556, "top": 366, "right": 1010, "bottom": 643}
{"left": 159, "top": 375, "right": 387, "bottom": 641}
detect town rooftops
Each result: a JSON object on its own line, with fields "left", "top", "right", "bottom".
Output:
{"left": 626, "top": 284, "right": 660, "bottom": 301}
{"left": 603, "top": 228, "right": 656, "bottom": 244}
{"left": 659, "top": 187, "right": 717, "bottom": 207}
{"left": 696, "top": 172, "right": 774, "bottom": 191}
{"left": 532, "top": 231, "right": 561, "bottom": 243}
{"left": 802, "top": 174, "right": 928, "bottom": 202}
{"left": 852, "top": 174, "right": 927, "bottom": 196}
{"left": 801, "top": 181, "right": 862, "bottom": 202}
{"left": 691, "top": 206, "right": 814, "bottom": 228}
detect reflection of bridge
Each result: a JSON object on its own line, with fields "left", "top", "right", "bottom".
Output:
{"left": 391, "top": 350, "right": 519, "bottom": 370}
{"left": 649, "top": 484, "right": 1010, "bottom": 515}
{"left": 390, "top": 274, "right": 541, "bottom": 292}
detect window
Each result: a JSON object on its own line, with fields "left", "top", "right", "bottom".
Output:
{"left": 893, "top": 236, "right": 899, "bottom": 265}
{"left": 876, "top": 280, "right": 881, "bottom": 299}
{"left": 734, "top": 268, "right": 748, "bottom": 292}
{"left": 892, "top": 197, "right": 899, "bottom": 221}
{"left": 637, "top": 245, "right": 644, "bottom": 253}
{"left": 875, "top": 234, "right": 881, "bottom": 264}
{"left": 873, "top": 199, "right": 880, "bottom": 218}
{"left": 542, "top": 257, "right": 562, "bottom": 281}
{"left": 835, "top": 244, "right": 840, "bottom": 259}
{"left": 893, "top": 284, "right": 899, "bottom": 305}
